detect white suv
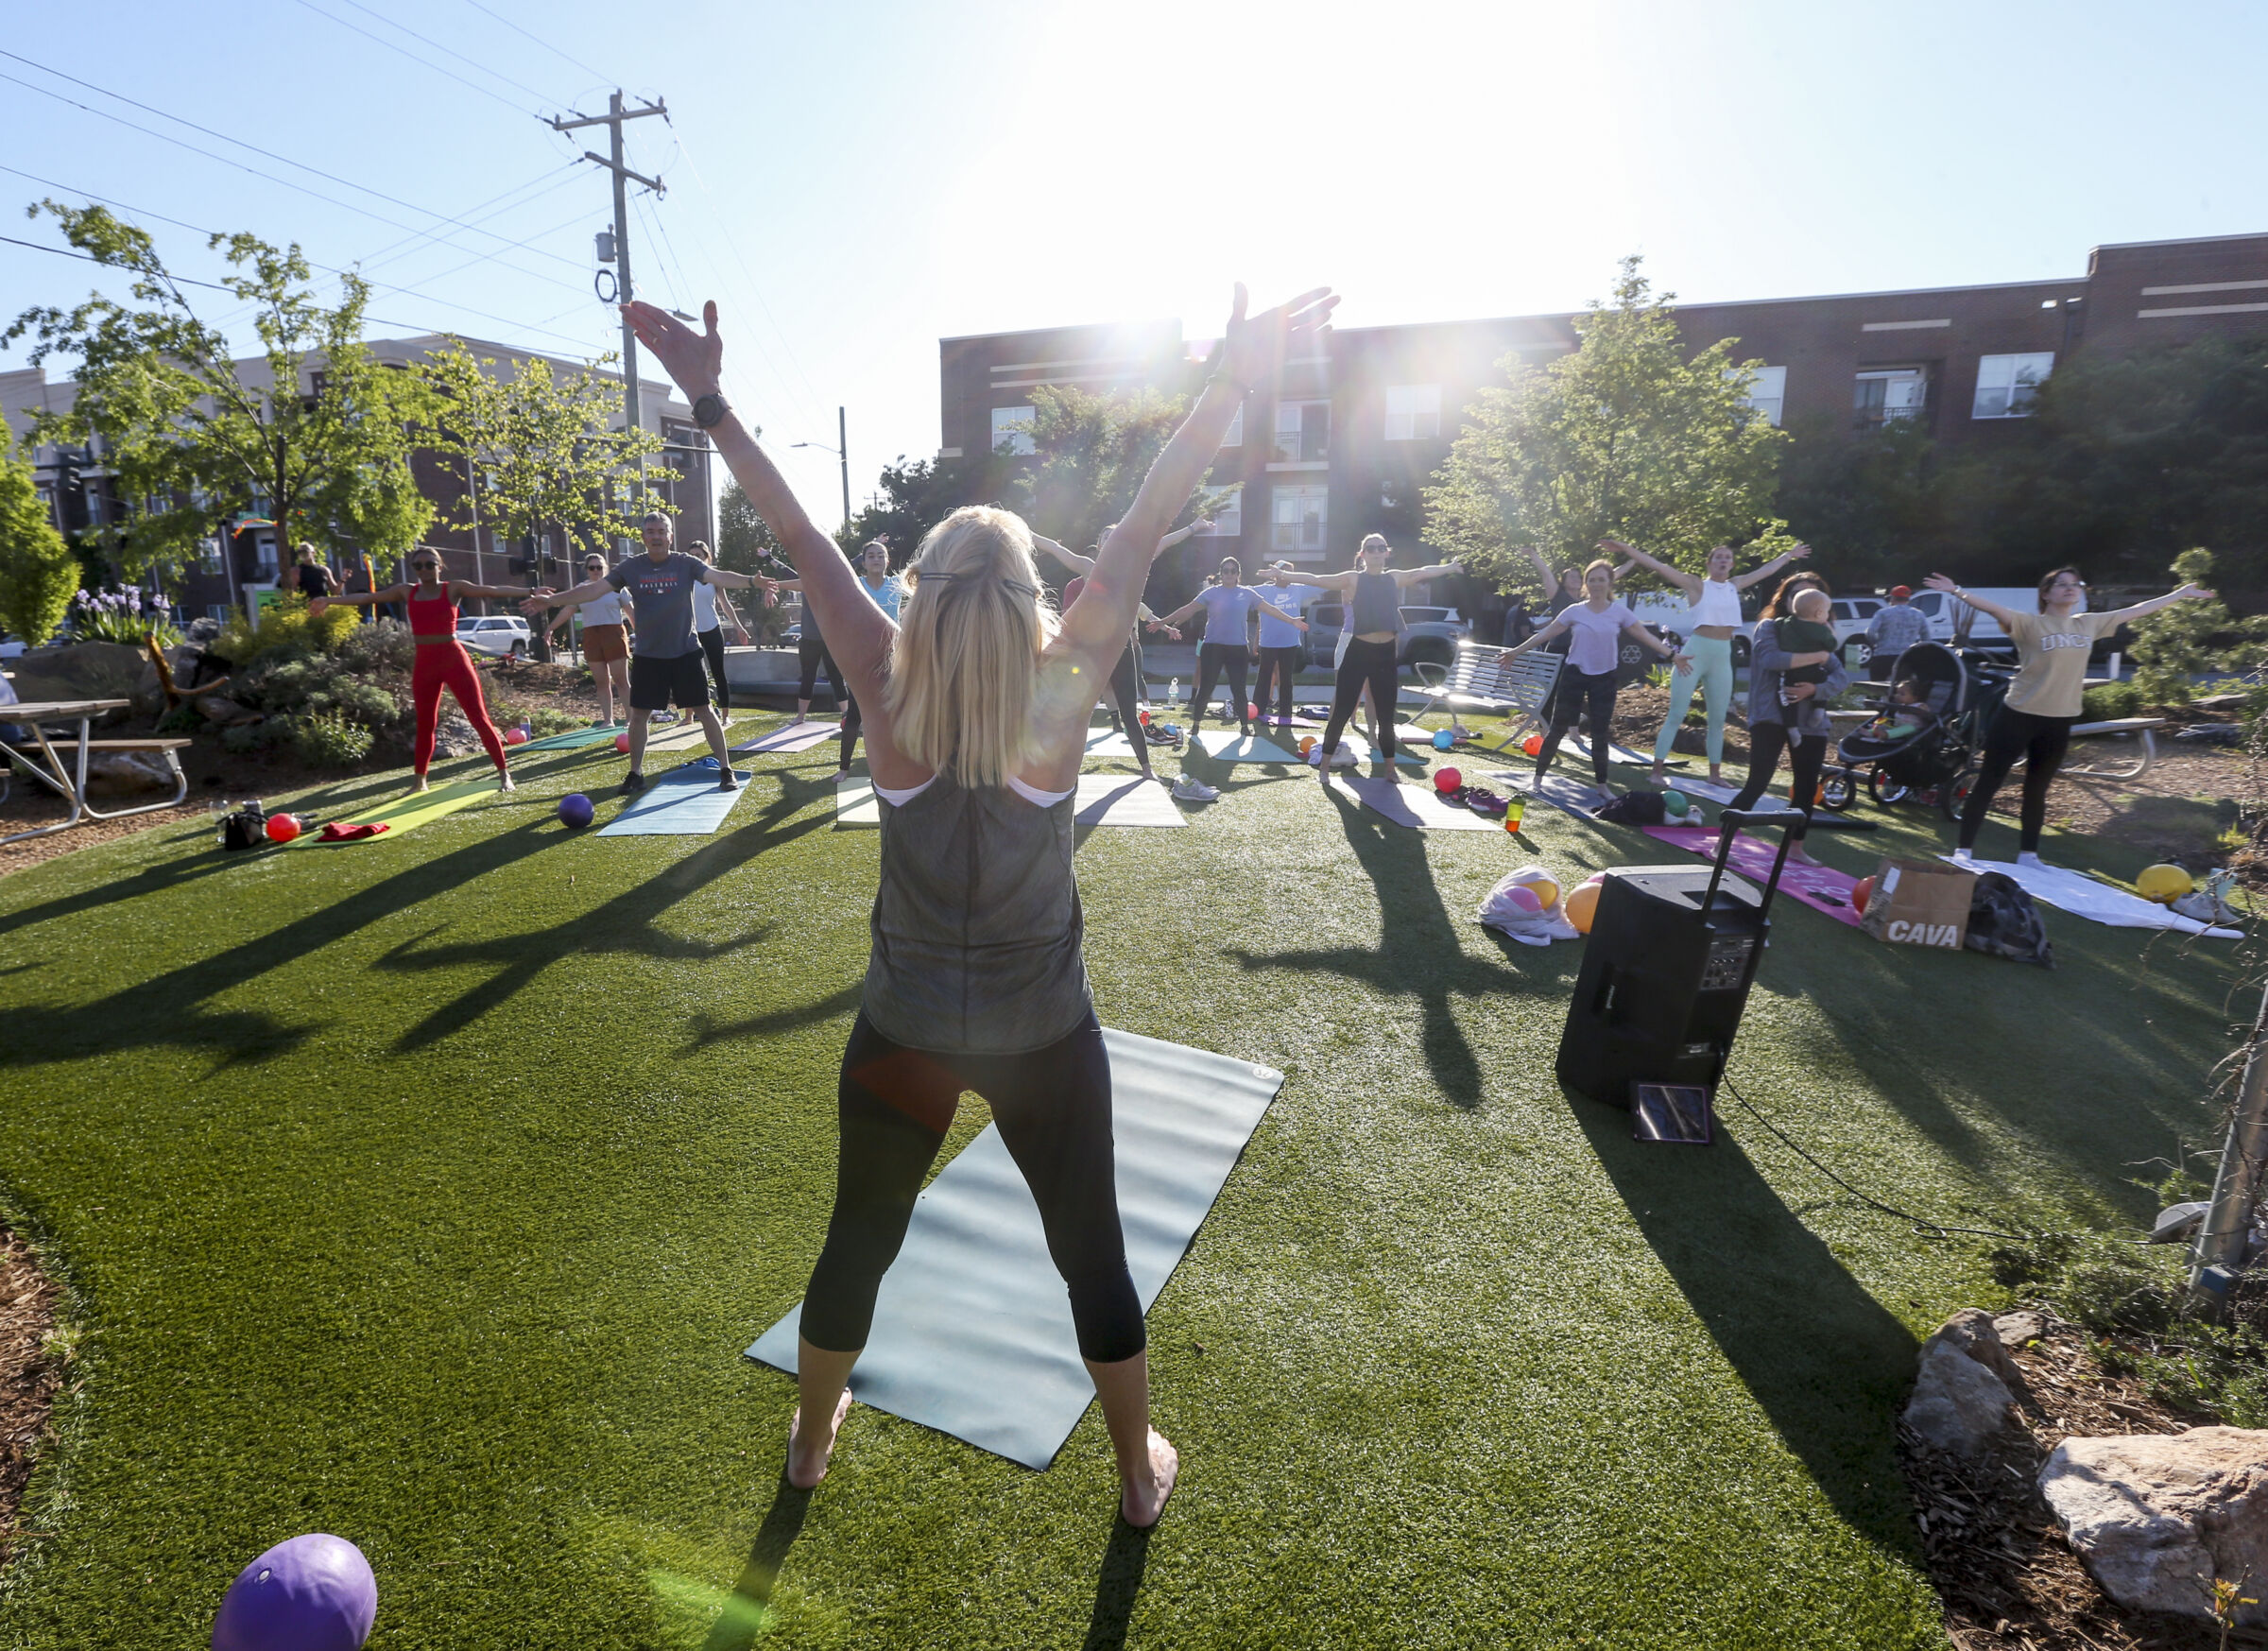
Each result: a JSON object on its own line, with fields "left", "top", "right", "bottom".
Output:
{"left": 455, "top": 615, "right": 532, "bottom": 658}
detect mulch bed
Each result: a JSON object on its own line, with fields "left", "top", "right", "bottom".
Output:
{"left": 0, "top": 1227, "right": 60, "bottom": 1573}
{"left": 1899, "top": 1309, "right": 2264, "bottom": 1650}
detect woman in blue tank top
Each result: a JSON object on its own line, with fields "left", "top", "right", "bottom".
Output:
{"left": 625, "top": 283, "right": 1337, "bottom": 1529}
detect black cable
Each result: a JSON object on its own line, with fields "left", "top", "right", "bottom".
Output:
{"left": 289, "top": 0, "right": 545, "bottom": 118}
{"left": 455, "top": 0, "right": 610, "bottom": 84}
{"left": 0, "top": 232, "right": 232, "bottom": 290}
{"left": 324, "top": 0, "right": 561, "bottom": 105}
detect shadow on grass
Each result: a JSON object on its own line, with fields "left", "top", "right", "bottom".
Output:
{"left": 1570, "top": 1087, "right": 1921, "bottom": 1549}
{"left": 1223, "top": 783, "right": 1538, "bottom": 1109}
{"left": 688, "top": 984, "right": 864, "bottom": 1052}
{"left": 0, "top": 812, "right": 559, "bottom": 1068}
{"left": 1080, "top": 1518, "right": 1151, "bottom": 1651}
{"left": 699, "top": 1476, "right": 813, "bottom": 1651}
{"left": 374, "top": 774, "right": 837, "bottom": 1052}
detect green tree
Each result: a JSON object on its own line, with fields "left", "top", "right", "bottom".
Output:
{"left": 2, "top": 201, "right": 435, "bottom": 576}
{"left": 1775, "top": 415, "right": 1945, "bottom": 588}
{"left": 1423, "top": 256, "right": 1790, "bottom": 598}
{"left": 0, "top": 434, "right": 75, "bottom": 646}
{"left": 2129, "top": 547, "right": 2268, "bottom": 705}
{"left": 716, "top": 479, "right": 789, "bottom": 575}
{"left": 838, "top": 450, "right": 1014, "bottom": 567}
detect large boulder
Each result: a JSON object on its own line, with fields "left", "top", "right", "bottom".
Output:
{"left": 2039, "top": 1427, "right": 2268, "bottom": 1624}
{"left": 1902, "top": 1308, "right": 2020, "bottom": 1456}
{"left": 9, "top": 642, "right": 157, "bottom": 723}
{"left": 85, "top": 750, "right": 178, "bottom": 795}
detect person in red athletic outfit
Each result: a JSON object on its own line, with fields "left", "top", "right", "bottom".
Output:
{"left": 312, "top": 548, "right": 521, "bottom": 792}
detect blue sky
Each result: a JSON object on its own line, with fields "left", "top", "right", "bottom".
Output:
{"left": 3, "top": 0, "right": 2263, "bottom": 531}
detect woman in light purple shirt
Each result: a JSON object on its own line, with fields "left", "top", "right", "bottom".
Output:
{"left": 1503, "top": 559, "right": 1684, "bottom": 792}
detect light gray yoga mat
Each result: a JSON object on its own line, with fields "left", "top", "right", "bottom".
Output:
{"left": 1074, "top": 775, "right": 1184, "bottom": 827}
{"left": 747, "top": 1028, "right": 1283, "bottom": 1469}
{"left": 1189, "top": 729, "right": 1298, "bottom": 763}
{"left": 1339, "top": 773, "right": 1501, "bottom": 831}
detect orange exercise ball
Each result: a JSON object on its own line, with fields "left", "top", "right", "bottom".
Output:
{"left": 1852, "top": 874, "right": 1873, "bottom": 917}
{"left": 1564, "top": 880, "right": 1602, "bottom": 935}
{"left": 1521, "top": 733, "right": 1544, "bottom": 757}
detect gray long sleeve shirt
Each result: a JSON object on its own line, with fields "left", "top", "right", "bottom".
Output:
{"left": 1744, "top": 618, "right": 1849, "bottom": 735}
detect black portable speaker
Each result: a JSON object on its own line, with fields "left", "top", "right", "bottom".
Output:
{"left": 1556, "top": 811, "right": 1804, "bottom": 1106}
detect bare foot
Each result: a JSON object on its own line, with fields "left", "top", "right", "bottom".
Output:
{"left": 1121, "top": 1428, "right": 1178, "bottom": 1528}
{"left": 1650, "top": 762, "right": 1667, "bottom": 786}
{"left": 786, "top": 1388, "right": 853, "bottom": 1489}
{"left": 412, "top": 775, "right": 431, "bottom": 794}
{"left": 1708, "top": 765, "right": 1724, "bottom": 785}
{"left": 496, "top": 771, "right": 515, "bottom": 793}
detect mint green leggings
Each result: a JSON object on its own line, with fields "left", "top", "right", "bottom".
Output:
{"left": 1652, "top": 633, "right": 1733, "bottom": 765}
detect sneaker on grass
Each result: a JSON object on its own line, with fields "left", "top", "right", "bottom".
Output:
{"left": 1170, "top": 775, "right": 1219, "bottom": 802}
{"left": 619, "top": 771, "right": 646, "bottom": 796}
{"left": 716, "top": 771, "right": 739, "bottom": 792}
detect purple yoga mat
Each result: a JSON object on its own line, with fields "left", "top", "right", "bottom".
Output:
{"left": 1641, "top": 826, "right": 1864, "bottom": 928}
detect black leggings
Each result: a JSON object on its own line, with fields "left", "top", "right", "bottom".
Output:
{"left": 1729, "top": 719, "right": 1824, "bottom": 819}
{"left": 1253, "top": 645, "right": 1301, "bottom": 721}
{"left": 800, "top": 1009, "right": 1143, "bottom": 1365}
{"left": 698, "top": 626, "right": 730, "bottom": 711}
{"left": 1191, "top": 641, "right": 1250, "bottom": 730}
{"left": 1535, "top": 666, "right": 1619, "bottom": 785}
{"left": 798, "top": 630, "right": 844, "bottom": 707}
{"left": 1104, "top": 641, "right": 1143, "bottom": 736}
{"left": 1322, "top": 637, "right": 1400, "bottom": 759}
{"left": 1960, "top": 707, "right": 2073, "bottom": 851}
{"left": 839, "top": 692, "right": 863, "bottom": 769}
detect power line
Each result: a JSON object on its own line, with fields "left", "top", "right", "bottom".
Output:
{"left": 455, "top": 0, "right": 609, "bottom": 84}
{"left": 0, "top": 48, "right": 587, "bottom": 276}
{"left": 0, "top": 232, "right": 232, "bottom": 291}
{"left": 322, "top": 0, "right": 561, "bottom": 105}
{"left": 288, "top": 0, "right": 543, "bottom": 118}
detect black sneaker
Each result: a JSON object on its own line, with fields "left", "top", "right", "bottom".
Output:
{"left": 716, "top": 771, "right": 739, "bottom": 792}
{"left": 620, "top": 771, "right": 646, "bottom": 796}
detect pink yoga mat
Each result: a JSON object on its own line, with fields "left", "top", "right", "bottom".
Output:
{"left": 1641, "top": 826, "right": 1864, "bottom": 928}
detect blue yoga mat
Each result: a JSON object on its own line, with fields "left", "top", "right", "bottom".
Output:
{"left": 596, "top": 765, "right": 753, "bottom": 835}
{"left": 747, "top": 1028, "right": 1283, "bottom": 1469}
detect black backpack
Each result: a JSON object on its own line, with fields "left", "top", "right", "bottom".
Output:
{"left": 1592, "top": 790, "right": 1668, "bottom": 826}
{"left": 1966, "top": 871, "right": 2053, "bottom": 967}
{"left": 220, "top": 805, "right": 266, "bottom": 852}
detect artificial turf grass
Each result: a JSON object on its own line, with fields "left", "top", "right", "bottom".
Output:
{"left": 0, "top": 713, "right": 2251, "bottom": 1647}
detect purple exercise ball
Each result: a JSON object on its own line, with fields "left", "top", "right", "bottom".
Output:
{"left": 212, "top": 1533, "right": 376, "bottom": 1651}
{"left": 558, "top": 791, "right": 595, "bottom": 829}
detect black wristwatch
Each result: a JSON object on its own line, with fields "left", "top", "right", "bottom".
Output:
{"left": 691, "top": 391, "right": 730, "bottom": 429}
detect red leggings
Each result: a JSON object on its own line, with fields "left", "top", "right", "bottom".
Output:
{"left": 412, "top": 642, "right": 508, "bottom": 775}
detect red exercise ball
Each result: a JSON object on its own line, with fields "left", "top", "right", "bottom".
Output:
{"left": 1521, "top": 733, "right": 1544, "bottom": 757}
{"left": 1852, "top": 875, "right": 1873, "bottom": 917}
{"left": 264, "top": 813, "right": 301, "bottom": 844}
{"left": 505, "top": 726, "right": 530, "bottom": 746}
{"left": 614, "top": 731, "right": 632, "bottom": 754}
{"left": 1433, "top": 766, "right": 1462, "bottom": 793}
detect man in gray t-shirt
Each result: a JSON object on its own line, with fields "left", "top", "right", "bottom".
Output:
{"left": 527, "top": 512, "right": 771, "bottom": 796}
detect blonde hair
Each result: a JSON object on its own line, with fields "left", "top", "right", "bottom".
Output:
{"left": 1583, "top": 558, "right": 1617, "bottom": 582}
{"left": 887, "top": 506, "right": 1058, "bottom": 788}
{"left": 1791, "top": 586, "right": 1830, "bottom": 619}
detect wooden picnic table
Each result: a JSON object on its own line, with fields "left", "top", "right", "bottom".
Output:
{"left": 2, "top": 697, "right": 193, "bottom": 845}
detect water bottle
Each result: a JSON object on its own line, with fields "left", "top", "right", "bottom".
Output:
{"left": 1504, "top": 794, "right": 1527, "bottom": 834}
{"left": 1168, "top": 676, "right": 1179, "bottom": 712}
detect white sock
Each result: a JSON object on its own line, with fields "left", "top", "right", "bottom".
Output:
{"left": 1952, "top": 847, "right": 1975, "bottom": 866}
{"left": 2017, "top": 851, "right": 2046, "bottom": 869}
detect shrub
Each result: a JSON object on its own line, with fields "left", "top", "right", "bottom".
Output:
{"left": 67, "top": 587, "right": 182, "bottom": 648}
{"left": 335, "top": 617, "right": 415, "bottom": 677}
{"left": 2129, "top": 547, "right": 2268, "bottom": 706}
{"left": 2083, "top": 680, "right": 2144, "bottom": 720}
{"left": 213, "top": 591, "right": 361, "bottom": 666}
{"left": 0, "top": 439, "right": 75, "bottom": 647}
{"left": 285, "top": 709, "right": 374, "bottom": 767}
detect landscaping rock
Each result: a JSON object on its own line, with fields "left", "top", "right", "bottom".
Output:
{"left": 2038, "top": 1427, "right": 2268, "bottom": 1625}
{"left": 2151, "top": 1201, "right": 2210, "bottom": 1244}
{"left": 1904, "top": 1314, "right": 2018, "bottom": 1456}
{"left": 196, "top": 694, "right": 261, "bottom": 727}
{"left": 8, "top": 643, "right": 153, "bottom": 725}
{"left": 1992, "top": 1309, "right": 2046, "bottom": 1349}
{"left": 2175, "top": 723, "right": 2245, "bottom": 744}
{"left": 85, "top": 751, "right": 176, "bottom": 795}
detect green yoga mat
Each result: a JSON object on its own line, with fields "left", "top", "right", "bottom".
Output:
{"left": 510, "top": 724, "right": 620, "bottom": 753}
{"left": 747, "top": 1028, "right": 1282, "bottom": 1469}
{"left": 305, "top": 775, "right": 501, "bottom": 843}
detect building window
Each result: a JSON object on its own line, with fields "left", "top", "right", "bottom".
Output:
{"left": 1220, "top": 404, "right": 1242, "bottom": 447}
{"left": 990, "top": 404, "right": 1036, "bottom": 456}
{"left": 198, "top": 537, "right": 225, "bottom": 574}
{"left": 1739, "top": 365, "right": 1786, "bottom": 427}
{"left": 1383, "top": 384, "right": 1440, "bottom": 441}
{"left": 1271, "top": 485, "right": 1328, "bottom": 553}
{"left": 253, "top": 535, "right": 280, "bottom": 577}
{"left": 1272, "top": 401, "right": 1330, "bottom": 464}
{"left": 1972, "top": 353, "right": 2053, "bottom": 420}
{"left": 206, "top": 603, "right": 231, "bottom": 624}
{"left": 1194, "top": 486, "right": 1242, "bottom": 537}
{"left": 1854, "top": 369, "right": 1928, "bottom": 429}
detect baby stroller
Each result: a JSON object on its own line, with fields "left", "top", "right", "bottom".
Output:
{"left": 1825, "top": 642, "right": 2011, "bottom": 819}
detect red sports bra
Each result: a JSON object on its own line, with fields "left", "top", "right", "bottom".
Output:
{"left": 407, "top": 588, "right": 459, "bottom": 643}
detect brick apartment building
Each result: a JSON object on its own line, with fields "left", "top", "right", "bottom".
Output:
{"left": 938, "top": 231, "right": 2268, "bottom": 594}
{"left": 1, "top": 335, "right": 712, "bottom": 626}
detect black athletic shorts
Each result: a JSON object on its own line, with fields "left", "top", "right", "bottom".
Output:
{"left": 628, "top": 652, "right": 712, "bottom": 712}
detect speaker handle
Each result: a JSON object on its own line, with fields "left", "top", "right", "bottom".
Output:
{"left": 1707, "top": 809, "right": 1810, "bottom": 921}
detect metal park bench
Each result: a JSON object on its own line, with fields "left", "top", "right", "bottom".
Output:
{"left": 2062, "top": 715, "right": 2166, "bottom": 782}
{"left": 1412, "top": 642, "right": 1564, "bottom": 750}
{"left": 2, "top": 698, "right": 192, "bottom": 845}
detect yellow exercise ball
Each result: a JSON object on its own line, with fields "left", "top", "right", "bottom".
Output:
{"left": 2137, "top": 863, "right": 2194, "bottom": 904}
{"left": 1522, "top": 875, "right": 1560, "bottom": 911}
{"left": 1565, "top": 880, "right": 1602, "bottom": 935}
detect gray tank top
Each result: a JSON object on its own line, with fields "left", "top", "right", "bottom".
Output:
{"left": 1349, "top": 572, "right": 1401, "bottom": 635}
{"left": 864, "top": 773, "right": 1093, "bottom": 1054}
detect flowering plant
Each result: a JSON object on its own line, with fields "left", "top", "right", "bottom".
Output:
{"left": 68, "top": 587, "right": 183, "bottom": 648}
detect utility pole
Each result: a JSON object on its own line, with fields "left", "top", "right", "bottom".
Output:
{"left": 837, "top": 405, "right": 850, "bottom": 525}
{"left": 2192, "top": 977, "right": 2268, "bottom": 1309}
{"left": 549, "top": 90, "right": 667, "bottom": 494}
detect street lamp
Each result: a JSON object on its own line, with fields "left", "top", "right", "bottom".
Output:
{"left": 792, "top": 405, "right": 850, "bottom": 525}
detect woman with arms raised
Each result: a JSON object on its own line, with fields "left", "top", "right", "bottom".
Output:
{"left": 310, "top": 548, "right": 524, "bottom": 793}
{"left": 1929, "top": 568, "right": 2208, "bottom": 868}
{"left": 622, "top": 284, "right": 1334, "bottom": 1526}
{"left": 1304, "top": 534, "right": 1461, "bottom": 777}
{"left": 1599, "top": 537, "right": 1809, "bottom": 786}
